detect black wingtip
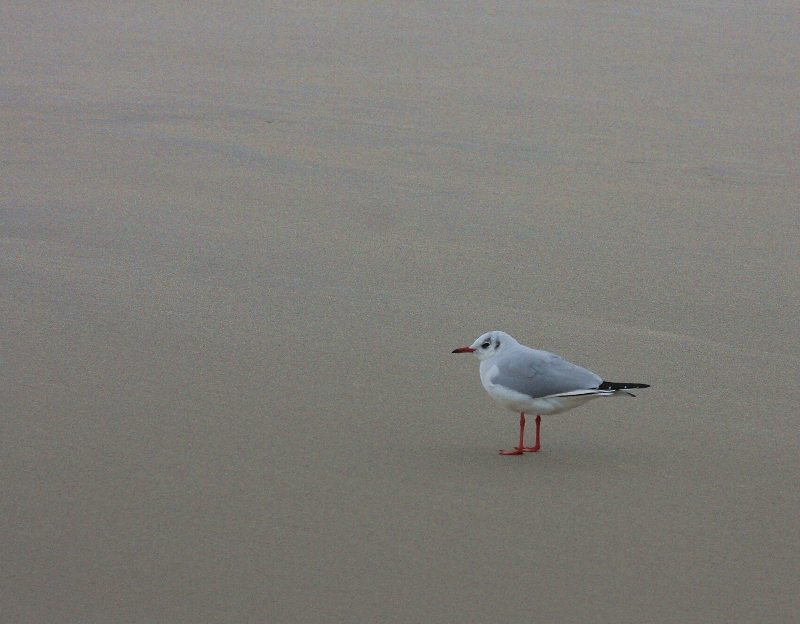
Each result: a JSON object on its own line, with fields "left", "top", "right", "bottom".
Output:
{"left": 598, "top": 381, "right": 650, "bottom": 391}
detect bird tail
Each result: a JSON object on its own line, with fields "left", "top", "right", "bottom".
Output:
{"left": 597, "top": 381, "right": 650, "bottom": 398}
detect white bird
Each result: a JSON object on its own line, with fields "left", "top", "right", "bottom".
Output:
{"left": 452, "top": 330, "right": 649, "bottom": 455}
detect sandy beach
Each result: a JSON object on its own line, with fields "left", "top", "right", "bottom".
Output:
{"left": 2, "top": 2, "right": 799, "bottom": 622}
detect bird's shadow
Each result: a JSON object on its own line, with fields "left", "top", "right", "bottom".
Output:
{"left": 424, "top": 442, "right": 647, "bottom": 474}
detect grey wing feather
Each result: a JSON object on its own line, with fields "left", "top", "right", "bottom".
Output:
{"left": 491, "top": 347, "right": 602, "bottom": 398}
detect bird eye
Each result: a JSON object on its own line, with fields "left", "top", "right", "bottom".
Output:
{"left": 481, "top": 341, "right": 491, "bottom": 349}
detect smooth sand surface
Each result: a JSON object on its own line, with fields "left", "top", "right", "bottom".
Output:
{"left": 3, "top": 3, "right": 799, "bottom": 622}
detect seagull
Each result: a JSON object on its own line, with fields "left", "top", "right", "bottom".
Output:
{"left": 452, "top": 330, "right": 649, "bottom": 455}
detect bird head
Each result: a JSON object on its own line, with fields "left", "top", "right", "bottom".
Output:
{"left": 452, "top": 331, "right": 515, "bottom": 361}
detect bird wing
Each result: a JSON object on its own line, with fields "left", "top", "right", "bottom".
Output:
{"left": 490, "top": 347, "right": 602, "bottom": 399}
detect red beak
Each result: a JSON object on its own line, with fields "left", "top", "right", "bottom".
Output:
{"left": 451, "top": 346, "right": 475, "bottom": 353}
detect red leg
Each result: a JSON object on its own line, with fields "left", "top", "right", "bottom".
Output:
{"left": 500, "top": 412, "right": 527, "bottom": 455}
{"left": 523, "top": 415, "right": 541, "bottom": 452}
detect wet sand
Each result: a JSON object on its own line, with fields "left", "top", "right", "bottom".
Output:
{"left": 2, "top": 3, "right": 799, "bottom": 622}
